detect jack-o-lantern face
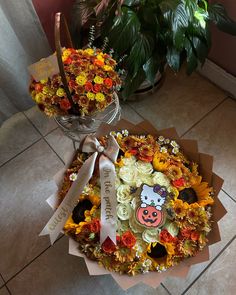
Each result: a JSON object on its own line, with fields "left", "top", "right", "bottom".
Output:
{"left": 136, "top": 206, "right": 165, "bottom": 228}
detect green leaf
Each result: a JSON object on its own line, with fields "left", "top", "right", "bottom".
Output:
{"left": 171, "top": 2, "right": 190, "bottom": 50}
{"left": 126, "top": 32, "right": 154, "bottom": 76}
{"left": 166, "top": 47, "right": 181, "bottom": 71}
{"left": 108, "top": 7, "right": 141, "bottom": 54}
{"left": 143, "top": 54, "right": 161, "bottom": 85}
{"left": 191, "top": 36, "right": 208, "bottom": 64}
{"left": 121, "top": 68, "right": 146, "bottom": 99}
{"left": 184, "top": 39, "right": 198, "bottom": 74}
{"left": 209, "top": 3, "right": 236, "bottom": 35}
{"left": 123, "top": 0, "right": 142, "bottom": 6}
{"left": 159, "top": 0, "right": 179, "bottom": 13}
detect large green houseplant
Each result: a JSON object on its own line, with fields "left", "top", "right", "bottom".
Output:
{"left": 71, "top": 0, "right": 236, "bottom": 99}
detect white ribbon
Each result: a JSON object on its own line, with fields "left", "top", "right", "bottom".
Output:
{"left": 40, "top": 135, "right": 119, "bottom": 245}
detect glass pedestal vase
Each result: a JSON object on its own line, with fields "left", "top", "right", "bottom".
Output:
{"left": 54, "top": 92, "right": 121, "bottom": 148}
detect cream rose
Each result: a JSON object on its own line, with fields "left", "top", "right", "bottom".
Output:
{"left": 142, "top": 228, "right": 160, "bottom": 243}
{"left": 117, "top": 203, "right": 132, "bottom": 220}
{"left": 136, "top": 174, "right": 153, "bottom": 187}
{"left": 118, "top": 165, "right": 137, "bottom": 186}
{"left": 122, "top": 156, "right": 136, "bottom": 166}
{"left": 135, "top": 161, "right": 153, "bottom": 175}
{"left": 117, "top": 184, "right": 132, "bottom": 203}
{"left": 152, "top": 171, "right": 171, "bottom": 188}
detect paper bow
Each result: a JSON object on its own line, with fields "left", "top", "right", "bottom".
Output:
{"left": 40, "top": 135, "right": 120, "bottom": 244}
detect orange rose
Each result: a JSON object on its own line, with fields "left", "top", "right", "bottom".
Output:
{"left": 191, "top": 231, "right": 200, "bottom": 241}
{"left": 85, "top": 81, "right": 93, "bottom": 92}
{"left": 64, "top": 57, "right": 72, "bottom": 64}
{"left": 59, "top": 98, "right": 71, "bottom": 110}
{"left": 94, "top": 59, "right": 104, "bottom": 66}
{"left": 121, "top": 231, "right": 136, "bottom": 248}
{"left": 181, "top": 228, "right": 192, "bottom": 239}
{"left": 172, "top": 177, "right": 185, "bottom": 188}
{"left": 104, "top": 78, "right": 113, "bottom": 88}
{"left": 102, "top": 237, "right": 116, "bottom": 254}
{"left": 35, "top": 83, "right": 43, "bottom": 92}
{"left": 138, "top": 155, "right": 153, "bottom": 163}
{"left": 93, "top": 84, "right": 101, "bottom": 93}
{"left": 160, "top": 229, "right": 176, "bottom": 243}
{"left": 90, "top": 218, "right": 100, "bottom": 233}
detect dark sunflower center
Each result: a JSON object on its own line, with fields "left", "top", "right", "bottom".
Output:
{"left": 178, "top": 188, "right": 198, "bottom": 204}
{"left": 148, "top": 243, "right": 167, "bottom": 259}
{"left": 72, "top": 199, "right": 93, "bottom": 224}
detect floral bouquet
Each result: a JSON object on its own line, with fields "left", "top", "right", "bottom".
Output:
{"left": 29, "top": 47, "right": 122, "bottom": 117}
{"left": 40, "top": 120, "right": 226, "bottom": 289}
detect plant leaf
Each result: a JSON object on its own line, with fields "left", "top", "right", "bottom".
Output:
{"left": 108, "top": 7, "right": 141, "bottom": 54}
{"left": 171, "top": 2, "right": 190, "bottom": 50}
{"left": 143, "top": 53, "right": 161, "bottom": 85}
{"left": 126, "top": 32, "right": 154, "bottom": 76}
{"left": 121, "top": 68, "right": 146, "bottom": 100}
{"left": 123, "top": 0, "right": 142, "bottom": 6}
{"left": 166, "top": 47, "right": 181, "bottom": 71}
{"left": 184, "top": 38, "right": 198, "bottom": 74}
{"left": 191, "top": 36, "right": 208, "bottom": 64}
{"left": 208, "top": 3, "right": 236, "bottom": 35}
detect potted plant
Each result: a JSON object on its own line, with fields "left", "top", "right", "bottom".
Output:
{"left": 70, "top": 0, "right": 236, "bottom": 99}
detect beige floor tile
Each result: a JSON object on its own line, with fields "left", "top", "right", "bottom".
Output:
{"left": 44, "top": 128, "right": 74, "bottom": 162}
{"left": 24, "top": 106, "right": 57, "bottom": 136}
{"left": 183, "top": 99, "right": 236, "bottom": 199}
{"left": 0, "top": 112, "right": 41, "bottom": 166}
{"left": 0, "top": 276, "right": 4, "bottom": 288}
{"left": 0, "top": 140, "right": 63, "bottom": 281}
{"left": 0, "top": 287, "right": 10, "bottom": 295}
{"left": 163, "top": 190, "right": 236, "bottom": 294}
{"left": 120, "top": 103, "right": 143, "bottom": 124}
{"left": 7, "top": 237, "right": 168, "bottom": 295}
{"left": 185, "top": 237, "right": 236, "bottom": 295}
{"left": 128, "top": 66, "right": 226, "bottom": 136}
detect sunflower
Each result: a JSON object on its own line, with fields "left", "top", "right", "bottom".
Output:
{"left": 153, "top": 152, "right": 169, "bottom": 172}
{"left": 63, "top": 193, "right": 100, "bottom": 235}
{"left": 192, "top": 179, "right": 214, "bottom": 207}
{"left": 147, "top": 242, "right": 176, "bottom": 269}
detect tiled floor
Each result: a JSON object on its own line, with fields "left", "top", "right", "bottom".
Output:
{"left": 0, "top": 67, "right": 236, "bottom": 294}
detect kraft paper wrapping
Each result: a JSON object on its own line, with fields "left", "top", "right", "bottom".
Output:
{"left": 47, "top": 119, "right": 226, "bottom": 290}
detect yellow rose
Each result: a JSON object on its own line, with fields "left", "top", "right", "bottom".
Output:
{"left": 42, "top": 86, "right": 51, "bottom": 95}
{"left": 62, "top": 49, "right": 71, "bottom": 58}
{"left": 84, "top": 48, "right": 94, "bottom": 55}
{"left": 103, "top": 65, "right": 113, "bottom": 71}
{"left": 96, "top": 54, "right": 104, "bottom": 62}
{"left": 40, "top": 78, "right": 48, "bottom": 84}
{"left": 76, "top": 75, "right": 87, "bottom": 86}
{"left": 56, "top": 88, "right": 65, "bottom": 97}
{"left": 95, "top": 92, "right": 105, "bottom": 102}
{"left": 35, "top": 93, "right": 45, "bottom": 103}
{"left": 94, "top": 76, "right": 104, "bottom": 84}
{"left": 86, "top": 92, "right": 95, "bottom": 100}
{"left": 79, "top": 71, "right": 87, "bottom": 77}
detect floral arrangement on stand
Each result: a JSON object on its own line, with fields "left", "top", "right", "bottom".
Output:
{"left": 29, "top": 46, "right": 122, "bottom": 117}
{"left": 56, "top": 130, "right": 215, "bottom": 275}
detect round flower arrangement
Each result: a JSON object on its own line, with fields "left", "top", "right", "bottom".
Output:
{"left": 29, "top": 48, "right": 122, "bottom": 117}
{"left": 59, "top": 131, "right": 214, "bottom": 275}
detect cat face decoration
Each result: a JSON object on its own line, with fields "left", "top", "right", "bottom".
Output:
{"left": 136, "top": 184, "right": 168, "bottom": 228}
